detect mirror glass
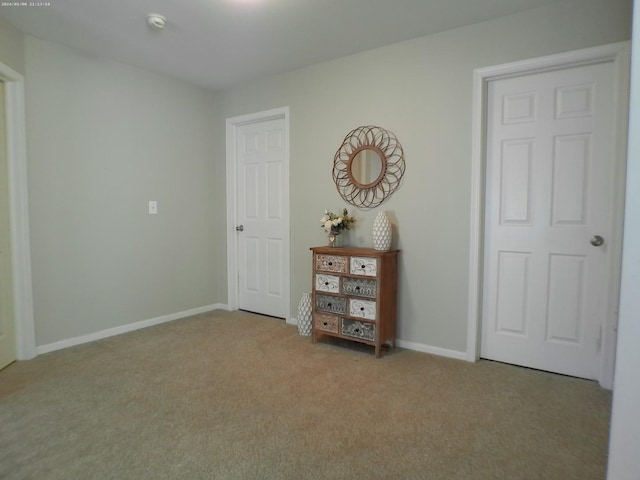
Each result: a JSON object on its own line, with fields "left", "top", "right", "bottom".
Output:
{"left": 350, "top": 148, "right": 383, "bottom": 186}
{"left": 333, "top": 125, "right": 405, "bottom": 209}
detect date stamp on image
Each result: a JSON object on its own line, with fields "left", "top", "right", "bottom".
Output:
{"left": 0, "top": 2, "right": 52, "bottom": 6}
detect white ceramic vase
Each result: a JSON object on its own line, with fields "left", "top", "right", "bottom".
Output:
{"left": 372, "top": 211, "right": 392, "bottom": 251}
{"left": 297, "top": 292, "right": 312, "bottom": 336}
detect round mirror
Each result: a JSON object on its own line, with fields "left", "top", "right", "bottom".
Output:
{"left": 349, "top": 148, "right": 384, "bottom": 188}
{"left": 332, "top": 126, "right": 405, "bottom": 209}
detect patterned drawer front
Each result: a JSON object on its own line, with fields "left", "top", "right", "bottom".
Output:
{"left": 315, "top": 294, "right": 347, "bottom": 315}
{"left": 315, "top": 254, "right": 347, "bottom": 273}
{"left": 349, "top": 298, "right": 377, "bottom": 320}
{"left": 350, "top": 257, "right": 378, "bottom": 277}
{"left": 342, "top": 277, "right": 377, "bottom": 298}
{"left": 341, "top": 318, "right": 376, "bottom": 342}
{"left": 314, "top": 314, "right": 339, "bottom": 334}
{"left": 315, "top": 274, "right": 340, "bottom": 294}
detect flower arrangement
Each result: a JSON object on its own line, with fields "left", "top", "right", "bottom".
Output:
{"left": 320, "top": 208, "right": 355, "bottom": 233}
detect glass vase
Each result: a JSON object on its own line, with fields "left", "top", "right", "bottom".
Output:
{"left": 328, "top": 228, "right": 343, "bottom": 247}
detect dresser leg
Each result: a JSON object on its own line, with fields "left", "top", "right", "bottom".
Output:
{"left": 375, "top": 344, "right": 381, "bottom": 358}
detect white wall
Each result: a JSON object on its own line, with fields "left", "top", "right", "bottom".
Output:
{"left": 607, "top": 0, "right": 640, "bottom": 476}
{"left": 0, "top": 16, "right": 24, "bottom": 75}
{"left": 24, "top": 36, "right": 225, "bottom": 346}
{"left": 216, "top": 0, "right": 632, "bottom": 354}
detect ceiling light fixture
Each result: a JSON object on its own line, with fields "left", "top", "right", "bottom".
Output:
{"left": 146, "top": 13, "right": 167, "bottom": 30}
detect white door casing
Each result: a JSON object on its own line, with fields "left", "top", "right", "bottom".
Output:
{"left": 482, "top": 62, "right": 615, "bottom": 380}
{"left": 226, "top": 108, "right": 290, "bottom": 320}
{"left": 0, "top": 62, "right": 35, "bottom": 362}
{"left": 467, "top": 43, "right": 630, "bottom": 388}
{"left": 0, "top": 80, "right": 16, "bottom": 369}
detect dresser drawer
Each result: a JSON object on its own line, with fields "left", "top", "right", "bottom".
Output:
{"left": 342, "top": 277, "right": 376, "bottom": 298}
{"left": 315, "top": 254, "right": 348, "bottom": 273}
{"left": 349, "top": 298, "right": 376, "bottom": 320}
{"left": 314, "top": 314, "right": 339, "bottom": 334}
{"left": 315, "top": 274, "right": 340, "bottom": 294}
{"left": 341, "top": 318, "right": 376, "bottom": 342}
{"left": 350, "top": 257, "right": 378, "bottom": 276}
{"left": 315, "top": 294, "right": 347, "bottom": 315}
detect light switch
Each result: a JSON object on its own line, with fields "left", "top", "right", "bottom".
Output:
{"left": 148, "top": 200, "right": 158, "bottom": 214}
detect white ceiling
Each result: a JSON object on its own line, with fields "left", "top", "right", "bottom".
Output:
{"left": 1, "top": 0, "right": 565, "bottom": 91}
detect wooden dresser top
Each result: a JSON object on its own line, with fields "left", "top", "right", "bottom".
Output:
{"left": 310, "top": 246, "right": 399, "bottom": 256}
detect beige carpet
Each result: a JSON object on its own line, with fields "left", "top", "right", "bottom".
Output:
{"left": 0, "top": 310, "right": 611, "bottom": 479}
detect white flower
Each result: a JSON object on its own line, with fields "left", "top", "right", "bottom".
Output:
{"left": 321, "top": 208, "right": 355, "bottom": 233}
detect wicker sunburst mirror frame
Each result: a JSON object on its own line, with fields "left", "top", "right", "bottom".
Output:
{"left": 332, "top": 125, "right": 405, "bottom": 209}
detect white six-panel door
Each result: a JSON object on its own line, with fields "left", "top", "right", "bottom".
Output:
{"left": 482, "top": 62, "right": 615, "bottom": 379}
{"left": 236, "top": 118, "right": 286, "bottom": 318}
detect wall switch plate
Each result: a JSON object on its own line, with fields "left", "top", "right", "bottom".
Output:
{"left": 148, "top": 200, "right": 158, "bottom": 214}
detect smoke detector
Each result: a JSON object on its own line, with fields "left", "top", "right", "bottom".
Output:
{"left": 146, "top": 14, "right": 167, "bottom": 30}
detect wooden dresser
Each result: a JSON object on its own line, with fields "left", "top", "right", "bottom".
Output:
{"left": 310, "top": 246, "right": 399, "bottom": 358}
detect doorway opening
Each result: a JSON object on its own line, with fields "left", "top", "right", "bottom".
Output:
{"left": 0, "top": 62, "right": 35, "bottom": 362}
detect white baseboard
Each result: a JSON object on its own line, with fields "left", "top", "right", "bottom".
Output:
{"left": 289, "top": 318, "right": 467, "bottom": 361}
{"left": 36, "top": 303, "right": 228, "bottom": 355}
{"left": 35, "top": 305, "right": 469, "bottom": 363}
{"left": 396, "top": 339, "right": 468, "bottom": 361}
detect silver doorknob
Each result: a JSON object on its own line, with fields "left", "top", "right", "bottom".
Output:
{"left": 590, "top": 235, "right": 604, "bottom": 247}
{"left": 235, "top": 225, "right": 244, "bottom": 232}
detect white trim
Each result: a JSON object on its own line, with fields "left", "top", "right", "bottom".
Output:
{"left": 0, "top": 62, "right": 36, "bottom": 361}
{"left": 225, "top": 107, "right": 291, "bottom": 321}
{"left": 600, "top": 44, "right": 631, "bottom": 390}
{"left": 396, "top": 339, "right": 467, "bottom": 361}
{"left": 467, "top": 42, "right": 630, "bottom": 388}
{"left": 36, "top": 304, "right": 228, "bottom": 355}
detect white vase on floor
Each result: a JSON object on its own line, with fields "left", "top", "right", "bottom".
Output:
{"left": 297, "top": 292, "right": 312, "bottom": 336}
{"left": 372, "top": 211, "right": 392, "bottom": 251}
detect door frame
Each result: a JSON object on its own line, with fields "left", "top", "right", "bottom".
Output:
{"left": 225, "top": 107, "right": 291, "bottom": 321}
{"left": 0, "top": 61, "right": 35, "bottom": 360}
{"left": 466, "top": 42, "right": 630, "bottom": 388}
